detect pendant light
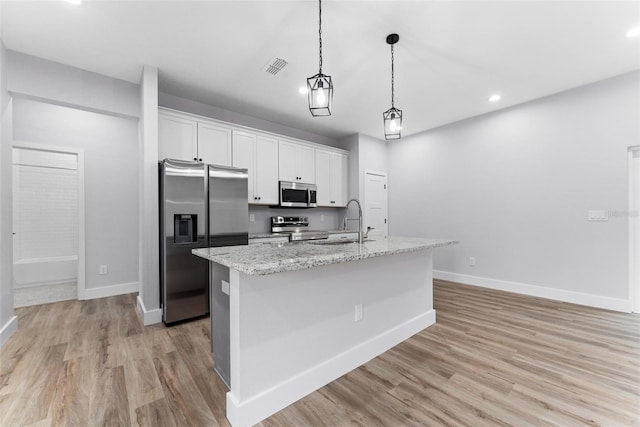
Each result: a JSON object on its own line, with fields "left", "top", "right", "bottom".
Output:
{"left": 307, "top": 0, "right": 333, "bottom": 116}
{"left": 383, "top": 33, "right": 402, "bottom": 140}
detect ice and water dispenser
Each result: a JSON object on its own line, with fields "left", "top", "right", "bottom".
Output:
{"left": 174, "top": 214, "right": 197, "bottom": 244}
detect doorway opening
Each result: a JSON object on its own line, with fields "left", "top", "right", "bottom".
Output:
{"left": 12, "top": 143, "right": 85, "bottom": 307}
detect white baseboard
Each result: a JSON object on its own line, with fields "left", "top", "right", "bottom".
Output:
{"left": 0, "top": 315, "right": 18, "bottom": 348}
{"left": 136, "top": 295, "right": 162, "bottom": 326}
{"left": 434, "top": 270, "right": 633, "bottom": 313}
{"left": 78, "top": 281, "right": 139, "bottom": 301}
{"left": 226, "top": 310, "right": 436, "bottom": 427}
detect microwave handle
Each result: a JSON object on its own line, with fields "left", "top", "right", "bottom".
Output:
{"left": 307, "top": 188, "right": 311, "bottom": 205}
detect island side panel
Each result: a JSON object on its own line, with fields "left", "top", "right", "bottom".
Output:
{"left": 226, "top": 248, "right": 434, "bottom": 427}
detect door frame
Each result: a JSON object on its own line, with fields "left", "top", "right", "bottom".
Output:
{"left": 12, "top": 141, "right": 86, "bottom": 300}
{"left": 629, "top": 146, "right": 640, "bottom": 313}
{"left": 363, "top": 169, "right": 388, "bottom": 240}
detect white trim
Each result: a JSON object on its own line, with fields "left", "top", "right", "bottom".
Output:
{"left": 12, "top": 142, "right": 86, "bottom": 303}
{"left": 434, "top": 270, "right": 632, "bottom": 313}
{"left": 225, "top": 310, "right": 435, "bottom": 427}
{"left": 137, "top": 295, "right": 163, "bottom": 326}
{"left": 0, "top": 316, "right": 18, "bottom": 348}
{"left": 629, "top": 146, "right": 640, "bottom": 313}
{"left": 79, "top": 281, "right": 139, "bottom": 300}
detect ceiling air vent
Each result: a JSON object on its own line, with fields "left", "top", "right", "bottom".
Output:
{"left": 264, "top": 57, "right": 288, "bottom": 75}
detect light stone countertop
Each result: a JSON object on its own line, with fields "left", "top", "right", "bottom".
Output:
{"left": 193, "top": 237, "right": 458, "bottom": 276}
{"left": 248, "top": 230, "right": 358, "bottom": 239}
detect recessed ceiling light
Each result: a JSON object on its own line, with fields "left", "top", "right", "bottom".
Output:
{"left": 626, "top": 26, "right": 640, "bottom": 38}
{"left": 489, "top": 94, "right": 501, "bottom": 103}
{"left": 298, "top": 86, "right": 308, "bottom": 95}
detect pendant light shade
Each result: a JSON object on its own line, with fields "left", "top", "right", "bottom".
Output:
{"left": 307, "top": 0, "right": 332, "bottom": 116}
{"left": 307, "top": 73, "right": 333, "bottom": 116}
{"left": 383, "top": 107, "right": 403, "bottom": 140}
{"left": 383, "top": 33, "right": 402, "bottom": 140}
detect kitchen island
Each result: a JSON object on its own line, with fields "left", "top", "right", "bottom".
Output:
{"left": 193, "top": 237, "right": 457, "bottom": 427}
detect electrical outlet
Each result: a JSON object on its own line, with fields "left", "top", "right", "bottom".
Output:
{"left": 320, "top": 214, "right": 324, "bottom": 222}
{"left": 354, "top": 304, "right": 363, "bottom": 322}
{"left": 249, "top": 214, "right": 255, "bottom": 222}
{"left": 469, "top": 257, "right": 476, "bottom": 267}
{"left": 99, "top": 265, "right": 108, "bottom": 275}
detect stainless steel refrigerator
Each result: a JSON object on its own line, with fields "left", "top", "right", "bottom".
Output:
{"left": 159, "top": 159, "right": 248, "bottom": 325}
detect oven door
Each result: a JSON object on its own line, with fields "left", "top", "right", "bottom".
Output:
{"left": 280, "top": 181, "right": 310, "bottom": 207}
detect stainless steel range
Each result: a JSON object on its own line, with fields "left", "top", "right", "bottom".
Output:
{"left": 271, "top": 216, "right": 328, "bottom": 241}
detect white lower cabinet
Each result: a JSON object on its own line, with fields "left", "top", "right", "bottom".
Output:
{"left": 232, "top": 130, "right": 278, "bottom": 205}
{"left": 315, "top": 149, "right": 348, "bottom": 207}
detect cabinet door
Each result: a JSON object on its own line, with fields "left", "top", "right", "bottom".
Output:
{"left": 314, "top": 149, "right": 332, "bottom": 206}
{"left": 331, "top": 152, "right": 349, "bottom": 207}
{"left": 198, "top": 122, "right": 232, "bottom": 166}
{"left": 232, "top": 130, "right": 256, "bottom": 202}
{"left": 297, "top": 145, "right": 315, "bottom": 184}
{"left": 278, "top": 140, "right": 298, "bottom": 182}
{"left": 255, "top": 135, "right": 279, "bottom": 205}
{"left": 158, "top": 113, "right": 197, "bottom": 161}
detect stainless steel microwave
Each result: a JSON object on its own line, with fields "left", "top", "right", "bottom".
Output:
{"left": 279, "top": 181, "right": 317, "bottom": 208}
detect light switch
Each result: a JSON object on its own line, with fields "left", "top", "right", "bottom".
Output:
{"left": 221, "top": 280, "right": 230, "bottom": 295}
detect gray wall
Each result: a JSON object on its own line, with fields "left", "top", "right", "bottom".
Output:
{"left": 13, "top": 98, "right": 139, "bottom": 290}
{"left": 0, "top": 37, "right": 16, "bottom": 345}
{"left": 388, "top": 71, "right": 640, "bottom": 303}
{"left": 7, "top": 50, "right": 139, "bottom": 118}
{"left": 7, "top": 50, "right": 141, "bottom": 293}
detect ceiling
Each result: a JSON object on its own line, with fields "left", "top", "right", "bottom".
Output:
{"left": 2, "top": 1, "right": 639, "bottom": 141}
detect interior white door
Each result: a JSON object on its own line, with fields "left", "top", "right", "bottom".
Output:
{"left": 364, "top": 171, "right": 388, "bottom": 240}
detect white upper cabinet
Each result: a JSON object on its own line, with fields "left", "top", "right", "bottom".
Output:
{"left": 159, "top": 110, "right": 232, "bottom": 165}
{"left": 315, "top": 149, "right": 348, "bottom": 207}
{"left": 197, "top": 122, "right": 232, "bottom": 166}
{"left": 255, "top": 135, "right": 279, "bottom": 205}
{"left": 278, "top": 140, "right": 315, "bottom": 184}
{"left": 158, "top": 112, "right": 198, "bottom": 161}
{"left": 159, "top": 108, "right": 347, "bottom": 208}
{"left": 231, "top": 130, "right": 256, "bottom": 202}
{"left": 232, "top": 130, "right": 278, "bottom": 205}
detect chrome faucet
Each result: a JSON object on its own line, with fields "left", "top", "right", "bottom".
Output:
{"left": 345, "top": 198, "right": 363, "bottom": 243}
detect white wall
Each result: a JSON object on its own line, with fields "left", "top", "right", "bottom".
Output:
{"left": 389, "top": 71, "right": 640, "bottom": 311}
{"left": 0, "top": 36, "right": 17, "bottom": 346}
{"left": 12, "top": 98, "right": 139, "bottom": 290}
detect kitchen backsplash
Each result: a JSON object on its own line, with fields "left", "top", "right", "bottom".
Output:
{"left": 249, "top": 205, "right": 349, "bottom": 234}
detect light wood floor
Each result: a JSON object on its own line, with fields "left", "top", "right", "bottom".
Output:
{"left": 1, "top": 280, "right": 639, "bottom": 426}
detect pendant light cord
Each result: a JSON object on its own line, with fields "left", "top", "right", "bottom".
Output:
{"left": 391, "top": 43, "right": 395, "bottom": 108}
{"left": 318, "top": 0, "right": 323, "bottom": 73}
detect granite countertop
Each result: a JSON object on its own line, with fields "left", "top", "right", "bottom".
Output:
{"left": 193, "top": 237, "right": 458, "bottom": 276}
